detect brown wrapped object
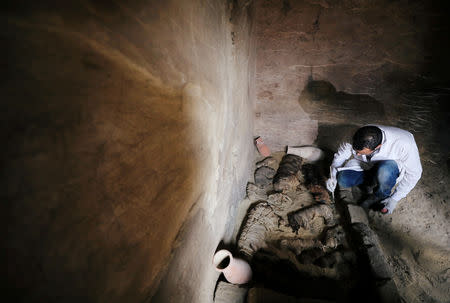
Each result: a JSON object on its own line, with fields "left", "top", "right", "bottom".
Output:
{"left": 287, "top": 204, "right": 334, "bottom": 233}
{"left": 301, "top": 164, "right": 332, "bottom": 204}
{"left": 272, "top": 154, "right": 303, "bottom": 192}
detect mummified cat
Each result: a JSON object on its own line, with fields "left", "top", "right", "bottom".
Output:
{"left": 287, "top": 204, "right": 334, "bottom": 233}
{"left": 273, "top": 154, "right": 303, "bottom": 192}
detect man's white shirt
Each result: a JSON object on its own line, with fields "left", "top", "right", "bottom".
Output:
{"left": 330, "top": 125, "right": 422, "bottom": 201}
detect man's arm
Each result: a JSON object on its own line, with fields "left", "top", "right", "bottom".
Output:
{"left": 390, "top": 138, "right": 422, "bottom": 201}
{"left": 326, "top": 143, "right": 353, "bottom": 192}
{"left": 330, "top": 142, "right": 353, "bottom": 175}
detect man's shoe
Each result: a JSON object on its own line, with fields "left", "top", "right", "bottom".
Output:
{"left": 351, "top": 186, "right": 364, "bottom": 203}
{"left": 360, "top": 183, "right": 376, "bottom": 195}
{"left": 360, "top": 194, "right": 382, "bottom": 209}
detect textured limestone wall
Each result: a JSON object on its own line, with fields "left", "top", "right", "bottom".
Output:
{"left": 251, "top": 2, "right": 450, "bottom": 302}
{"left": 2, "top": 1, "right": 255, "bottom": 302}
{"left": 254, "top": 0, "right": 450, "bottom": 151}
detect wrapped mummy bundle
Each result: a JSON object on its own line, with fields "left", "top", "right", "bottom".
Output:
{"left": 287, "top": 204, "right": 334, "bottom": 233}
{"left": 237, "top": 202, "right": 280, "bottom": 258}
{"left": 273, "top": 154, "right": 303, "bottom": 192}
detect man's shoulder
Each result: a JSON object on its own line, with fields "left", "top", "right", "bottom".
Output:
{"left": 377, "top": 125, "right": 414, "bottom": 140}
{"left": 375, "top": 124, "right": 410, "bottom": 133}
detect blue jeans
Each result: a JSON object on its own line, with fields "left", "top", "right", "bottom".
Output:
{"left": 337, "top": 160, "right": 399, "bottom": 199}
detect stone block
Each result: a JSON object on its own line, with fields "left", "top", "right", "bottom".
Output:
{"left": 247, "top": 287, "right": 335, "bottom": 303}
{"left": 351, "top": 223, "right": 392, "bottom": 279}
{"left": 366, "top": 246, "right": 393, "bottom": 280}
{"left": 351, "top": 223, "right": 401, "bottom": 302}
{"left": 376, "top": 279, "right": 402, "bottom": 303}
{"left": 347, "top": 205, "right": 369, "bottom": 225}
{"left": 214, "top": 281, "right": 248, "bottom": 303}
{"left": 351, "top": 223, "right": 381, "bottom": 247}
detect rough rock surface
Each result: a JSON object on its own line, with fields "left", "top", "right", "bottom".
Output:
{"left": 214, "top": 281, "right": 247, "bottom": 303}
{"left": 247, "top": 287, "right": 335, "bottom": 303}
{"left": 2, "top": 1, "right": 256, "bottom": 302}
{"left": 351, "top": 223, "right": 402, "bottom": 303}
{"left": 347, "top": 205, "right": 369, "bottom": 225}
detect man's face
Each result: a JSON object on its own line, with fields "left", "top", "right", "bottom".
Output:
{"left": 355, "top": 147, "right": 374, "bottom": 156}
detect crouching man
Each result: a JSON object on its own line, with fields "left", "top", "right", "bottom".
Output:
{"left": 326, "top": 125, "right": 422, "bottom": 214}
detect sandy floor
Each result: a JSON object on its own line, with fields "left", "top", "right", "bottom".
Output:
{"left": 365, "top": 88, "right": 450, "bottom": 303}
{"left": 234, "top": 148, "right": 450, "bottom": 302}
{"left": 237, "top": 84, "right": 450, "bottom": 302}
{"left": 307, "top": 85, "right": 450, "bottom": 302}
{"left": 369, "top": 161, "right": 450, "bottom": 303}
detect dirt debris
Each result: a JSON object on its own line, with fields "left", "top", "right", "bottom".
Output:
{"left": 236, "top": 152, "right": 357, "bottom": 289}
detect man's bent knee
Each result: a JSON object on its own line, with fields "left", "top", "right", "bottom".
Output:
{"left": 337, "top": 170, "right": 363, "bottom": 188}
{"left": 376, "top": 160, "right": 399, "bottom": 184}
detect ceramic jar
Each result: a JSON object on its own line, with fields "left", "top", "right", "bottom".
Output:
{"left": 255, "top": 137, "right": 271, "bottom": 157}
{"left": 213, "top": 249, "right": 252, "bottom": 284}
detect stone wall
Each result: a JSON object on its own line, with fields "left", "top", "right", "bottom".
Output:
{"left": 254, "top": 0, "right": 450, "bottom": 151}
{"left": 2, "top": 1, "right": 255, "bottom": 302}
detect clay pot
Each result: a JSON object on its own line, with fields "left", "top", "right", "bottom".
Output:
{"left": 213, "top": 249, "right": 252, "bottom": 284}
{"left": 255, "top": 137, "right": 271, "bottom": 157}
{"left": 286, "top": 146, "right": 324, "bottom": 163}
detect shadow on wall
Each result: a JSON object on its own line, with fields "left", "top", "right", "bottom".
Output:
{"left": 298, "top": 80, "right": 386, "bottom": 158}
{"left": 434, "top": 92, "right": 450, "bottom": 173}
{"left": 299, "top": 80, "right": 386, "bottom": 125}
{"left": 315, "top": 123, "right": 358, "bottom": 161}
{"left": 1, "top": 9, "right": 199, "bottom": 303}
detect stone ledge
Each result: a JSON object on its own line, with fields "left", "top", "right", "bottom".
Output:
{"left": 347, "top": 204, "right": 369, "bottom": 225}
{"left": 351, "top": 223, "right": 402, "bottom": 303}
{"left": 247, "top": 287, "right": 335, "bottom": 303}
{"left": 214, "top": 281, "right": 248, "bottom": 303}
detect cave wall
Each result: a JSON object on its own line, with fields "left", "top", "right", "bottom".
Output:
{"left": 254, "top": 0, "right": 450, "bottom": 151}
{"left": 2, "top": 1, "right": 256, "bottom": 302}
{"left": 253, "top": 2, "right": 450, "bottom": 302}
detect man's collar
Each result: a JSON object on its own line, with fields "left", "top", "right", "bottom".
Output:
{"left": 380, "top": 128, "right": 386, "bottom": 145}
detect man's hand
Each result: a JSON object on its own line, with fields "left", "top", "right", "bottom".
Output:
{"left": 326, "top": 178, "right": 337, "bottom": 193}
{"left": 381, "top": 197, "right": 398, "bottom": 214}
{"left": 326, "top": 167, "right": 338, "bottom": 193}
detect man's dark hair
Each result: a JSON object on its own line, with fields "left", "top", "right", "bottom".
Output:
{"left": 352, "top": 126, "right": 382, "bottom": 151}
